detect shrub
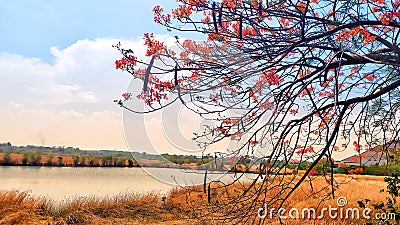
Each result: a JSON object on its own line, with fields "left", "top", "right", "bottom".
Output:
{"left": 358, "top": 175, "right": 400, "bottom": 225}
{"left": 364, "top": 165, "right": 392, "bottom": 176}
{"left": 1, "top": 152, "right": 12, "bottom": 165}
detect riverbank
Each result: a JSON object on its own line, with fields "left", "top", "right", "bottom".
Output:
{"left": 0, "top": 189, "right": 191, "bottom": 225}
{"left": 0, "top": 144, "right": 285, "bottom": 174}
{"left": 0, "top": 174, "right": 394, "bottom": 225}
{"left": 0, "top": 152, "right": 289, "bottom": 176}
{"left": 0, "top": 144, "right": 215, "bottom": 169}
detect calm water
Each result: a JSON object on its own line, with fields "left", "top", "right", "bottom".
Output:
{"left": 0, "top": 166, "right": 257, "bottom": 201}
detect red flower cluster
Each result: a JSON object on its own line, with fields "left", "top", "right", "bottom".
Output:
{"left": 122, "top": 93, "right": 131, "bottom": 100}
{"left": 289, "top": 109, "right": 298, "bottom": 115}
{"left": 300, "top": 86, "right": 316, "bottom": 97}
{"left": 216, "top": 126, "right": 229, "bottom": 136}
{"left": 249, "top": 140, "right": 259, "bottom": 146}
{"left": 230, "top": 131, "right": 243, "bottom": 140}
{"left": 307, "top": 169, "right": 319, "bottom": 176}
{"left": 296, "top": 145, "right": 315, "bottom": 154}
{"left": 353, "top": 141, "right": 362, "bottom": 152}
{"left": 348, "top": 167, "right": 364, "bottom": 174}
{"left": 152, "top": 5, "right": 171, "bottom": 24}
{"left": 379, "top": 11, "right": 400, "bottom": 25}
{"left": 172, "top": 4, "right": 193, "bottom": 19}
{"left": 335, "top": 26, "right": 377, "bottom": 46}
{"left": 221, "top": 0, "right": 243, "bottom": 8}
{"left": 143, "top": 33, "right": 165, "bottom": 57}
{"left": 115, "top": 56, "right": 137, "bottom": 70}
{"left": 360, "top": 29, "right": 377, "bottom": 46}
{"left": 364, "top": 73, "right": 377, "bottom": 81}
{"left": 261, "top": 69, "right": 279, "bottom": 85}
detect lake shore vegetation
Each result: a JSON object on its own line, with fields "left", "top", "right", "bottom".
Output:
{"left": 0, "top": 174, "right": 398, "bottom": 225}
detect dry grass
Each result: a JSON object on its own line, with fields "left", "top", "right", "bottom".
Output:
{"left": 0, "top": 191, "right": 52, "bottom": 225}
{"left": 165, "top": 174, "right": 395, "bottom": 224}
{"left": 0, "top": 174, "right": 396, "bottom": 225}
{"left": 273, "top": 174, "right": 389, "bottom": 225}
{"left": 0, "top": 190, "right": 193, "bottom": 225}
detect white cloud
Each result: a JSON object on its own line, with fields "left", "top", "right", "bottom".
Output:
{"left": 0, "top": 37, "right": 157, "bottom": 150}
{"left": 0, "top": 34, "right": 198, "bottom": 151}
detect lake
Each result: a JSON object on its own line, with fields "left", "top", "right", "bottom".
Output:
{"left": 0, "top": 166, "right": 258, "bottom": 201}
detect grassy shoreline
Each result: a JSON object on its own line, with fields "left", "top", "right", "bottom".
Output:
{"left": 0, "top": 174, "right": 396, "bottom": 225}
{"left": 0, "top": 189, "right": 192, "bottom": 225}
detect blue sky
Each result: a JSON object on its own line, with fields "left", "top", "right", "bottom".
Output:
{"left": 0, "top": 0, "right": 169, "bottom": 60}
{"left": 0, "top": 1, "right": 187, "bottom": 150}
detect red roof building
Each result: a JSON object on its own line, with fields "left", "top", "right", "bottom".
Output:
{"left": 338, "top": 150, "right": 387, "bottom": 167}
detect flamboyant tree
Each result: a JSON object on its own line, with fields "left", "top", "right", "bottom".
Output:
{"left": 115, "top": 0, "right": 400, "bottom": 223}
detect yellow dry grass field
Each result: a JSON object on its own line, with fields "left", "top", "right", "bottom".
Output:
{"left": 0, "top": 174, "right": 396, "bottom": 225}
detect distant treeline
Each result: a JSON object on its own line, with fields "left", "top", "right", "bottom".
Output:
{"left": 0, "top": 142, "right": 216, "bottom": 167}
{"left": 0, "top": 143, "right": 271, "bottom": 173}
{"left": 0, "top": 151, "right": 138, "bottom": 167}
{"left": 161, "top": 153, "right": 214, "bottom": 165}
{"left": 0, "top": 142, "right": 133, "bottom": 157}
{"left": 0, "top": 142, "right": 141, "bottom": 167}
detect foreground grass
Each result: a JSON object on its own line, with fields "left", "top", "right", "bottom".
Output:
{"left": 0, "top": 190, "right": 194, "bottom": 225}
{"left": 0, "top": 174, "right": 395, "bottom": 225}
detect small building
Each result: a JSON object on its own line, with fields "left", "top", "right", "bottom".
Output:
{"left": 337, "top": 150, "right": 387, "bottom": 167}
{"left": 386, "top": 141, "right": 400, "bottom": 151}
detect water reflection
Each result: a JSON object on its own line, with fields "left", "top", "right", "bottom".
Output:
{"left": 0, "top": 166, "right": 258, "bottom": 201}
